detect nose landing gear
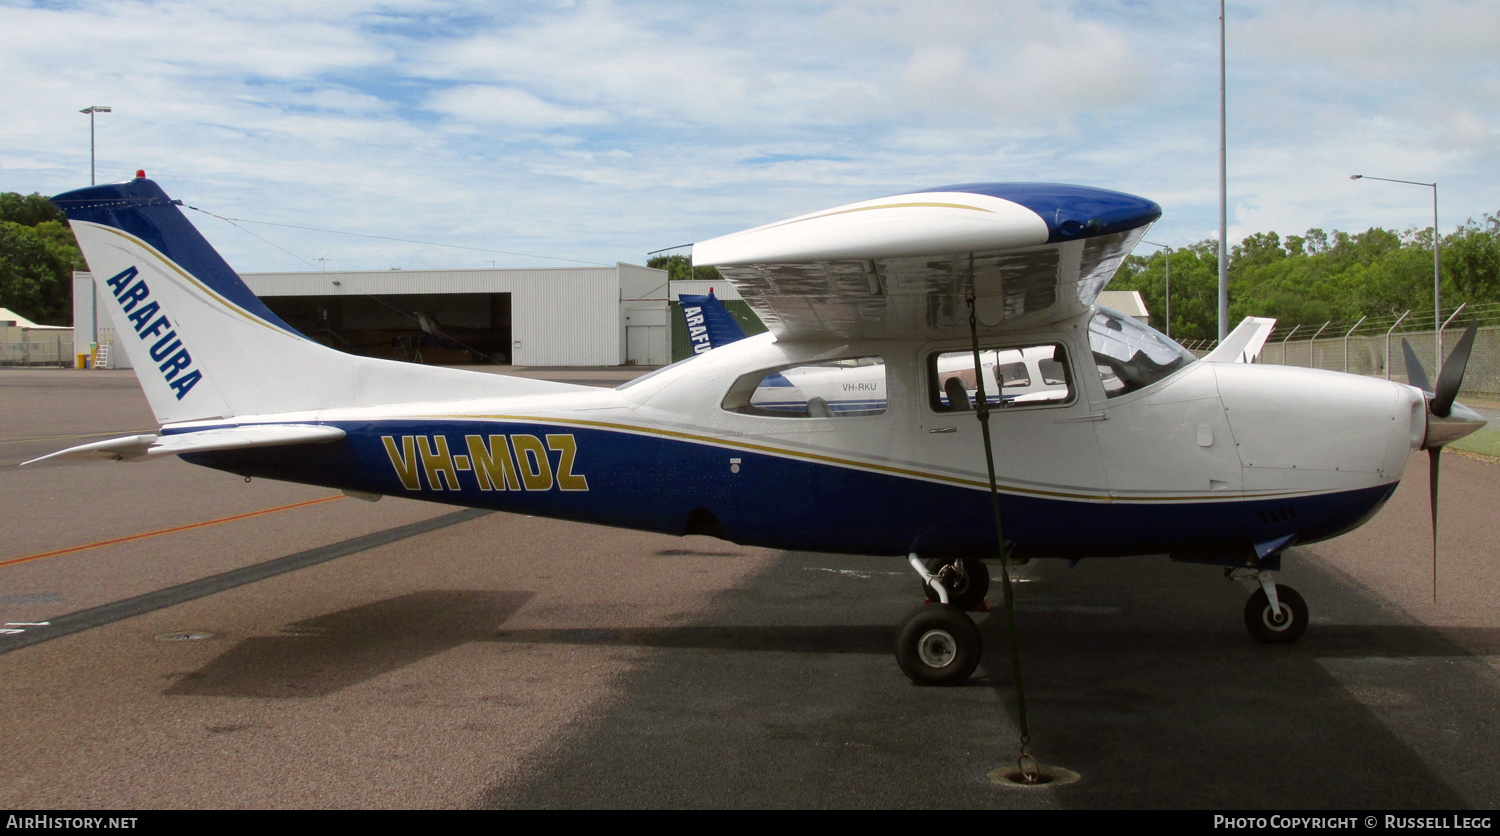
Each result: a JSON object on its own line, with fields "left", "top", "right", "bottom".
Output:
{"left": 1244, "top": 581, "right": 1308, "bottom": 644}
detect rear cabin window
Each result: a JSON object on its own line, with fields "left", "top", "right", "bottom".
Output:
{"left": 722, "top": 356, "right": 887, "bottom": 418}
{"left": 929, "top": 343, "right": 1073, "bottom": 413}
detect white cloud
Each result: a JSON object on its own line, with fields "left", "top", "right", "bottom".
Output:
{"left": 425, "top": 85, "right": 612, "bottom": 126}
{"left": 0, "top": 0, "right": 1495, "bottom": 273}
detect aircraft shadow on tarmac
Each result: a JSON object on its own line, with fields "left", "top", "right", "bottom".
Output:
{"left": 474, "top": 550, "right": 1500, "bottom": 809}
{"left": 163, "top": 590, "right": 532, "bottom": 699}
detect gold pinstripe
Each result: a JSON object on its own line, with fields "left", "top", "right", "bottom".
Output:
{"left": 89, "top": 223, "right": 297, "bottom": 337}
{"left": 754, "top": 201, "right": 995, "bottom": 234}
{"left": 350, "top": 412, "right": 1331, "bottom": 505}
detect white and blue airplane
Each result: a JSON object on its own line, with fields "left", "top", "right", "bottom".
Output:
{"left": 30, "top": 175, "right": 1486, "bottom": 685}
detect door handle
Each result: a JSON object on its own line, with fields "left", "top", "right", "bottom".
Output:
{"left": 1057, "top": 412, "right": 1107, "bottom": 423}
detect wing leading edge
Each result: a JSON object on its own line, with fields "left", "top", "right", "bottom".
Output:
{"left": 693, "top": 183, "right": 1161, "bottom": 341}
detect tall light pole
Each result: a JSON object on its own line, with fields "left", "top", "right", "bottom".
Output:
{"left": 1217, "top": 0, "right": 1228, "bottom": 342}
{"left": 80, "top": 106, "right": 112, "bottom": 185}
{"left": 1141, "top": 241, "right": 1174, "bottom": 339}
{"left": 1350, "top": 174, "right": 1441, "bottom": 371}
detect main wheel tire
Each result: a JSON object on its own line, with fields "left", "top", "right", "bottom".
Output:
{"left": 1244, "top": 584, "right": 1308, "bottom": 644}
{"left": 895, "top": 604, "right": 982, "bottom": 686}
{"left": 921, "top": 557, "right": 992, "bottom": 610}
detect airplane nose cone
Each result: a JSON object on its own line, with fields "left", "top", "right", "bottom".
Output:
{"left": 1424, "top": 401, "right": 1488, "bottom": 449}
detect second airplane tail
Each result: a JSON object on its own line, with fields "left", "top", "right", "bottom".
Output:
{"left": 679, "top": 289, "right": 749, "bottom": 354}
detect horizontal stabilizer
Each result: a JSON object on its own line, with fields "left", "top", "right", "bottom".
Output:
{"left": 23, "top": 424, "right": 346, "bottom": 465}
{"left": 1204, "top": 317, "right": 1278, "bottom": 364}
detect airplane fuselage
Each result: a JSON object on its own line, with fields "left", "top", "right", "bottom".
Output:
{"left": 179, "top": 316, "right": 1424, "bottom": 564}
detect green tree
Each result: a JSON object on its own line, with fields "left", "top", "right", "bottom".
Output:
{"left": 1443, "top": 213, "right": 1500, "bottom": 302}
{"left": 0, "top": 192, "right": 67, "bottom": 228}
{"left": 0, "top": 192, "right": 82, "bottom": 324}
{"left": 1116, "top": 240, "right": 1222, "bottom": 341}
{"left": 1118, "top": 213, "right": 1500, "bottom": 340}
{"left": 647, "top": 253, "right": 723, "bottom": 282}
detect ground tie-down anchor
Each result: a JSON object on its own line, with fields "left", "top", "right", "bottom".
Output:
{"left": 965, "top": 289, "right": 1078, "bottom": 789}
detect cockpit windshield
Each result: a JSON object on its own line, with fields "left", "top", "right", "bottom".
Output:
{"left": 1088, "top": 306, "right": 1195, "bottom": 398}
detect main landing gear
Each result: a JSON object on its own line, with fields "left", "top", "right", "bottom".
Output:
{"left": 1235, "top": 569, "right": 1309, "bottom": 644}
{"left": 895, "top": 555, "right": 991, "bottom": 686}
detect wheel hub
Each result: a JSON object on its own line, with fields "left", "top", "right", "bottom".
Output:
{"left": 916, "top": 629, "right": 957, "bottom": 668}
{"left": 1262, "top": 605, "right": 1291, "bottom": 630}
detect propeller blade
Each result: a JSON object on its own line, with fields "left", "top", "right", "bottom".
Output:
{"left": 1432, "top": 321, "right": 1480, "bottom": 418}
{"left": 1402, "top": 337, "right": 1432, "bottom": 394}
{"left": 1428, "top": 447, "right": 1441, "bottom": 603}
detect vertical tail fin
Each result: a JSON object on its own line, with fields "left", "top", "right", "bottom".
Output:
{"left": 678, "top": 289, "right": 749, "bottom": 354}
{"left": 1204, "top": 316, "right": 1278, "bottom": 364}
{"left": 52, "top": 176, "right": 577, "bottom": 424}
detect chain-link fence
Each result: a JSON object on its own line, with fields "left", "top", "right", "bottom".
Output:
{"left": 1259, "top": 325, "right": 1500, "bottom": 400}
{"left": 0, "top": 335, "right": 75, "bottom": 367}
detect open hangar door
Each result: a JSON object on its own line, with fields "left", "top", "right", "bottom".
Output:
{"left": 262, "top": 292, "right": 513, "bottom": 365}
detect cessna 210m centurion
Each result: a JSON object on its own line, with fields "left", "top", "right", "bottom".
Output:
{"left": 33, "top": 175, "right": 1486, "bottom": 685}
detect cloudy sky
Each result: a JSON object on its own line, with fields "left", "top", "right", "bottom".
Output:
{"left": 2, "top": 0, "right": 1497, "bottom": 273}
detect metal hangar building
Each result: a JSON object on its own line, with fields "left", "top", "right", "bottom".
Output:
{"left": 75, "top": 263, "right": 671, "bottom": 369}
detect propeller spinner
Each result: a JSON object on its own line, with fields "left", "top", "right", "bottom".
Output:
{"left": 1401, "top": 322, "right": 1487, "bottom": 601}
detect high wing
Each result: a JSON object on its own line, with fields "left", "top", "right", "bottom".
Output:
{"left": 693, "top": 183, "right": 1161, "bottom": 341}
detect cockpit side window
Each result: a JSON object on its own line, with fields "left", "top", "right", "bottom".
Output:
{"left": 721, "top": 356, "right": 887, "bottom": 418}
{"left": 1088, "top": 306, "right": 1195, "bottom": 398}
{"left": 928, "top": 343, "right": 1073, "bottom": 413}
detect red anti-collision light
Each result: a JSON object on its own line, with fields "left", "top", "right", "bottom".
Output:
{"left": 136, "top": 170, "right": 146, "bottom": 179}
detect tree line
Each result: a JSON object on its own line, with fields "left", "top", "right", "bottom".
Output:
{"left": 1113, "top": 213, "right": 1500, "bottom": 341}
{"left": 0, "top": 192, "right": 84, "bottom": 325}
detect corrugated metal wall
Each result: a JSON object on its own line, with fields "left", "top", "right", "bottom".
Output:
{"left": 243, "top": 266, "right": 668, "bottom": 367}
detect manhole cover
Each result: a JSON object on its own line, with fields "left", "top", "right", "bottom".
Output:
{"left": 154, "top": 631, "right": 213, "bottom": 642}
{"left": 987, "top": 764, "right": 1081, "bottom": 789}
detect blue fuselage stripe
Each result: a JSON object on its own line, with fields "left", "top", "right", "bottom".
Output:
{"left": 182, "top": 420, "right": 1397, "bottom": 560}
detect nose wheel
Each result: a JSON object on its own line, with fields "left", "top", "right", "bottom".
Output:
{"left": 1244, "top": 583, "right": 1307, "bottom": 643}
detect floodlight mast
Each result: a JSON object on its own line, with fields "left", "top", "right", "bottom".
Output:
{"left": 1218, "top": 0, "right": 1228, "bottom": 343}
{"left": 79, "top": 106, "right": 112, "bottom": 186}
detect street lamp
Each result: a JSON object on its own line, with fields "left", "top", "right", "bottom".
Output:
{"left": 1350, "top": 174, "right": 1441, "bottom": 372}
{"left": 1141, "top": 241, "right": 1173, "bottom": 339}
{"left": 79, "top": 106, "right": 112, "bottom": 186}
